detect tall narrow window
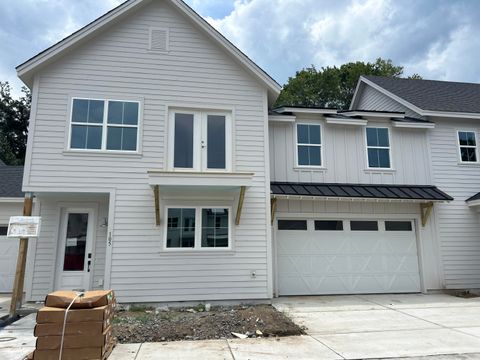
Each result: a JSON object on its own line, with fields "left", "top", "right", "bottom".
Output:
{"left": 70, "top": 99, "right": 104, "bottom": 150}
{"left": 173, "top": 113, "right": 195, "bottom": 168}
{"left": 366, "top": 127, "right": 391, "bottom": 168}
{"left": 458, "top": 131, "right": 477, "bottom": 162}
{"left": 106, "top": 101, "right": 138, "bottom": 151}
{"left": 207, "top": 115, "right": 226, "bottom": 169}
{"left": 297, "top": 124, "right": 321, "bottom": 166}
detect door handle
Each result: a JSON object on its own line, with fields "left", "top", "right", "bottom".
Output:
{"left": 87, "top": 260, "right": 91, "bottom": 272}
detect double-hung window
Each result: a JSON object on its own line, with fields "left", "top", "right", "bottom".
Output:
{"left": 69, "top": 98, "right": 140, "bottom": 152}
{"left": 458, "top": 131, "right": 478, "bottom": 163}
{"left": 169, "top": 110, "right": 232, "bottom": 171}
{"left": 296, "top": 124, "right": 322, "bottom": 167}
{"left": 366, "top": 127, "right": 391, "bottom": 168}
{"left": 165, "top": 207, "right": 230, "bottom": 249}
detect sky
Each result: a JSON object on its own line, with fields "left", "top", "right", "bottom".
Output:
{"left": 2, "top": 0, "right": 480, "bottom": 97}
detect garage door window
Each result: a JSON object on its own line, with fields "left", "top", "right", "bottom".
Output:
{"left": 385, "top": 221, "right": 412, "bottom": 231}
{"left": 0, "top": 226, "right": 7, "bottom": 236}
{"left": 278, "top": 220, "right": 307, "bottom": 230}
{"left": 315, "top": 220, "right": 343, "bottom": 231}
{"left": 350, "top": 221, "right": 378, "bottom": 231}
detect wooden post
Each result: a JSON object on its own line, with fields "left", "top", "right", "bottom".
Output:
{"left": 9, "top": 193, "right": 33, "bottom": 317}
{"left": 235, "top": 186, "right": 246, "bottom": 225}
{"left": 153, "top": 185, "right": 160, "bottom": 226}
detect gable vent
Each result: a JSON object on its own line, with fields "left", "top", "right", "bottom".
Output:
{"left": 149, "top": 28, "right": 169, "bottom": 52}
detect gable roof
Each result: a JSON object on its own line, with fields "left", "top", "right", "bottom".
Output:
{"left": 16, "top": 0, "right": 281, "bottom": 102}
{"left": 0, "top": 165, "right": 24, "bottom": 198}
{"left": 353, "top": 75, "right": 480, "bottom": 117}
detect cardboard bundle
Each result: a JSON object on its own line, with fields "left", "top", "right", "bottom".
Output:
{"left": 32, "top": 290, "right": 117, "bottom": 360}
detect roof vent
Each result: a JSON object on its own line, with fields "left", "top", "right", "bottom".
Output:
{"left": 149, "top": 27, "right": 169, "bottom": 52}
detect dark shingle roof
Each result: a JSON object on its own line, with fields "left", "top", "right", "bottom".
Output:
{"left": 271, "top": 182, "right": 453, "bottom": 201}
{"left": 364, "top": 75, "right": 480, "bottom": 114}
{"left": 466, "top": 192, "right": 480, "bottom": 202}
{"left": 0, "top": 165, "right": 24, "bottom": 198}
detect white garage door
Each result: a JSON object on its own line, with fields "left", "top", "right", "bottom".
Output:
{"left": 277, "top": 218, "right": 421, "bottom": 295}
{"left": 0, "top": 229, "right": 18, "bottom": 292}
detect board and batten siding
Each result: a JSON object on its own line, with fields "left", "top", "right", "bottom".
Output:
{"left": 269, "top": 114, "right": 432, "bottom": 185}
{"left": 24, "top": 1, "right": 270, "bottom": 302}
{"left": 273, "top": 199, "right": 442, "bottom": 291}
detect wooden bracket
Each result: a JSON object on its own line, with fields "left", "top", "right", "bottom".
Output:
{"left": 271, "top": 197, "right": 277, "bottom": 225}
{"left": 235, "top": 186, "right": 246, "bottom": 225}
{"left": 153, "top": 185, "right": 160, "bottom": 226}
{"left": 420, "top": 202, "right": 433, "bottom": 227}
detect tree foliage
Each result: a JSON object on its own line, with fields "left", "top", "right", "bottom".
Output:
{"left": 0, "top": 82, "right": 31, "bottom": 165}
{"left": 275, "top": 58, "right": 421, "bottom": 109}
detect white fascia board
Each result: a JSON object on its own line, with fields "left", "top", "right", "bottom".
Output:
{"left": 325, "top": 117, "right": 368, "bottom": 126}
{"left": 274, "top": 107, "right": 338, "bottom": 115}
{"left": 392, "top": 121, "right": 435, "bottom": 129}
{"left": 341, "top": 111, "right": 404, "bottom": 118}
{"left": 467, "top": 199, "right": 480, "bottom": 207}
{"left": 0, "top": 197, "right": 25, "bottom": 203}
{"left": 420, "top": 110, "right": 480, "bottom": 119}
{"left": 268, "top": 115, "right": 296, "bottom": 122}
{"left": 271, "top": 194, "right": 448, "bottom": 203}
{"left": 147, "top": 171, "right": 254, "bottom": 187}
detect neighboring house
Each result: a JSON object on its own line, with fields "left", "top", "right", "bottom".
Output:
{"left": 350, "top": 75, "right": 480, "bottom": 291}
{"left": 14, "top": 0, "right": 474, "bottom": 303}
{"left": 0, "top": 160, "right": 24, "bottom": 292}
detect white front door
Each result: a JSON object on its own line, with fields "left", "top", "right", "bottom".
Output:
{"left": 55, "top": 208, "right": 95, "bottom": 291}
{"left": 277, "top": 218, "right": 421, "bottom": 295}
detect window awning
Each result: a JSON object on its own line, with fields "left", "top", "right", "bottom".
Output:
{"left": 466, "top": 192, "right": 480, "bottom": 207}
{"left": 147, "top": 171, "right": 254, "bottom": 226}
{"left": 271, "top": 182, "right": 453, "bottom": 202}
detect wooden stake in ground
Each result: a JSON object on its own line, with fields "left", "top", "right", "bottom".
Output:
{"left": 9, "top": 193, "right": 33, "bottom": 317}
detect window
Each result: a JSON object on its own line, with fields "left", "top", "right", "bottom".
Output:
{"left": 297, "top": 124, "right": 321, "bottom": 166}
{"left": 315, "top": 220, "right": 343, "bottom": 231}
{"left": 278, "top": 220, "right": 307, "bottom": 230}
{"left": 70, "top": 98, "right": 139, "bottom": 152}
{"left": 0, "top": 226, "right": 7, "bottom": 236}
{"left": 366, "top": 127, "right": 390, "bottom": 168}
{"left": 385, "top": 221, "right": 413, "bottom": 231}
{"left": 458, "top": 131, "right": 477, "bottom": 163}
{"left": 165, "top": 207, "right": 230, "bottom": 249}
{"left": 169, "top": 110, "right": 231, "bottom": 171}
{"left": 350, "top": 220, "right": 378, "bottom": 231}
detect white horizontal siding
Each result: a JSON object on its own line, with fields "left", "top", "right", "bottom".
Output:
{"left": 26, "top": 1, "right": 270, "bottom": 302}
{"left": 269, "top": 114, "right": 432, "bottom": 185}
{"left": 428, "top": 118, "right": 480, "bottom": 289}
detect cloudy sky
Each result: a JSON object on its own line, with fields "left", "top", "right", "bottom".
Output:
{"left": 2, "top": 0, "right": 480, "bottom": 97}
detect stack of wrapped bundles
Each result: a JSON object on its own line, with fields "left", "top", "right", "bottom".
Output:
{"left": 32, "top": 290, "right": 116, "bottom": 360}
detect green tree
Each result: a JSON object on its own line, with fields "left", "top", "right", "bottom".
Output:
{"left": 0, "top": 82, "right": 31, "bottom": 165}
{"left": 276, "top": 58, "right": 420, "bottom": 109}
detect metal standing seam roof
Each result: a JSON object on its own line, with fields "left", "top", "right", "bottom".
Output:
{"left": 0, "top": 165, "right": 24, "bottom": 198}
{"left": 364, "top": 75, "right": 480, "bottom": 114}
{"left": 271, "top": 182, "right": 453, "bottom": 201}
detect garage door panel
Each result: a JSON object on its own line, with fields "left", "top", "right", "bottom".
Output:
{"left": 277, "top": 218, "right": 421, "bottom": 295}
{"left": 0, "top": 236, "right": 18, "bottom": 292}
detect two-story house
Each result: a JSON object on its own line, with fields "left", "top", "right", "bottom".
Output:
{"left": 14, "top": 0, "right": 474, "bottom": 304}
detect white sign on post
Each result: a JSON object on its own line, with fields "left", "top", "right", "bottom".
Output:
{"left": 7, "top": 216, "right": 41, "bottom": 238}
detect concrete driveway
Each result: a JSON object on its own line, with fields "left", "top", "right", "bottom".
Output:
{"left": 272, "top": 293, "right": 480, "bottom": 359}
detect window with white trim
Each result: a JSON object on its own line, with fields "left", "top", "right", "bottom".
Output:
{"left": 69, "top": 98, "right": 139, "bottom": 152}
{"left": 458, "top": 131, "right": 477, "bottom": 162}
{"left": 296, "top": 124, "right": 321, "bottom": 166}
{"left": 168, "top": 110, "right": 232, "bottom": 171}
{"left": 366, "top": 127, "right": 391, "bottom": 168}
{"left": 165, "top": 207, "right": 230, "bottom": 249}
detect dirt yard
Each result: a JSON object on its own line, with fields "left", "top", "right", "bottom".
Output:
{"left": 113, "top": 304, "right": 304, "bottom": 343}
